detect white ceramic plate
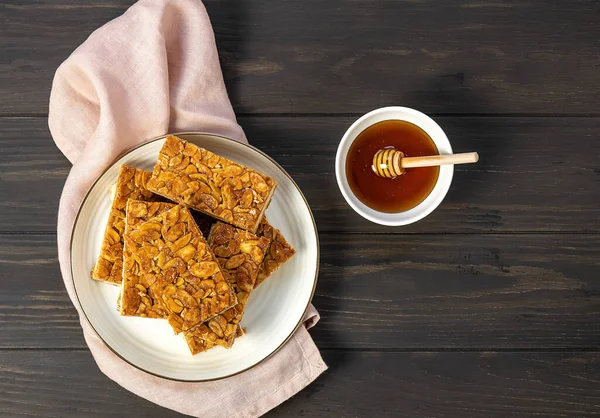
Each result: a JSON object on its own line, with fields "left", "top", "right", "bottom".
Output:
{"left": 70, "top": 132, "right": 319, "bottom": 381}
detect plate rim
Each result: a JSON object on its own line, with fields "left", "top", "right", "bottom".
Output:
{"left": 69, "top": 131, "right": 320, "bottom": 382}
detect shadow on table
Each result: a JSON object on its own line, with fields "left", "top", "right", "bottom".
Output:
{"left": 205, "top": 0, "right": 250, "bottom": 112}
{"left": 406, "top": 73, "right": 510, "bottom": 205}
{"left": 308, "top": 232, "right": 350, "bottom": 361}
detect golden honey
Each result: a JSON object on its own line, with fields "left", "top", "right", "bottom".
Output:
{"left": 346, "top": 120, "right": 440, "bottom": 213}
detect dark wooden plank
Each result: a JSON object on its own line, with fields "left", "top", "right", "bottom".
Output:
{"left": 4, "top": 233, "right": 600, "bottom": 349}
{"left": 2, "top": 116, "right": 599, "bottom": 233}
{"left": 274, "top": 351, "right": 600, "bottom": 417}
{"left": 0, "top": 118, "right": 70, "bottom": 232}
{"left": 2, "top": 350, "right": 600, "bottom": 417}
{"left": 0, "top": 1, "right": 130, "bottom": 116}
{"left": 0, "top": 350, "right": 182, "bottom": 418}
{"left": 312, "top": 232, "right": 600, "bottom": 349}
{"left": 2, "top": 0, "right": 600, "bottom": 114}
{"left": 0, "top": 235, "right": 84, "bottom": 348}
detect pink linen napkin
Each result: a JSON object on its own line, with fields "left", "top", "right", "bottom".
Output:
{"left": 48, "top": 0, "right": 327, "bottom": 416}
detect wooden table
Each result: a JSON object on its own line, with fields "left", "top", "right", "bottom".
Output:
{"left": 2, "top": 1, "right": 600, "bottom": 416}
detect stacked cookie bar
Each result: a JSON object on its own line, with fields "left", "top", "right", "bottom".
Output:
{"left": 92, "top": 135, "right": 296, "bottom": 354}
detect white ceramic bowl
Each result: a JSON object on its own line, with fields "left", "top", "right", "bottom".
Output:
{"left": 335, "top": 106, "right": 453, "bottom": 226}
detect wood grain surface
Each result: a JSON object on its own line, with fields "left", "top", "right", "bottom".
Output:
{"left": 1, "top": 0, "right": 599, "bottom": 416}
{"left": 2, "top": 0, "right": 600, "bottom": 115}
{"left": 2, "top": 350, "right": 600, "bottom": 417}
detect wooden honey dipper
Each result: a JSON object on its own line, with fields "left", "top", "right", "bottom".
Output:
{"left": 372, "top": 148, "right": 479, "bottom": 178}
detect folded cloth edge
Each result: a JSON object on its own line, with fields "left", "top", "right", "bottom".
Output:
{"left": 81, "top": 306, "right": 326, "bottom": 418}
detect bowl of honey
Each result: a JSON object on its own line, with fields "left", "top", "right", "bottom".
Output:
{"left": 335, "top": 106, "right": 453, "bottom": 226}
